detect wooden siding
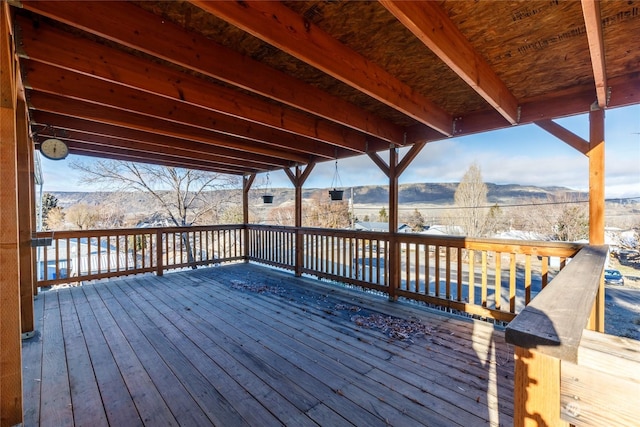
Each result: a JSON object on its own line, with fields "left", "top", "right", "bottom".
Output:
{"left": 23, "top": 264, "right": 514, "bottom": 426}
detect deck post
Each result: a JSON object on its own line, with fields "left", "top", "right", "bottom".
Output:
{"left": 17, "top": 98, "right": 35, "bottom": 337}
{"left": 283, "top": 164, "right": 314, "bottom": 277}
{"left": 388, "top": 146, "right": 399, "bottom": 301}
{"left": 0, "top": 3, "right": 24, "bottom": 424}
{"left": 155, "top": 229, "right": 164, "bottom": 276}
{"left": 513, "top": 347, "right": 569, "bottom": 427}
{"left": 243, "top": 174, "right": 255, "bottom": 262}
{"left": 588, "top": 107, "right": 605, "bottom": 332}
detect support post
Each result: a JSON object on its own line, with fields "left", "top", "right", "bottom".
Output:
{"left": 155, "top": 229, "right": 163, "bottom": 276}
{"left": 243, "top": 174, "right": 255, "bottom": 262}
{"left": 513, "top": 347, "right": 569, "bottom": 427}
{"left": 388, "top": 146, "right": 399, "bottom": 301}
{"left": 17, "top": 99, "right": 35, "bottom": 337}
{"left": 588, "top": 107, "right": 605, "bottom": 332}
{"left": 284, "top": 164, "right": 314, "bottom": 277}
{"left": 0, "top": 3, "right": 24, "bottom": 423}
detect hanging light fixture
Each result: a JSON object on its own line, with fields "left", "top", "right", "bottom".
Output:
{"left": 328, "top": 160, "right": 344, "bottom": 201}
{"left": 262, "top": 172, "right": 274, "bottom": 204}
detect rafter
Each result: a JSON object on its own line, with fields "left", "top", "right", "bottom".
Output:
{"left": 581, "top": 0, "right": 608, "bottom": 108}
{"left": 23, "top": 60, "right": 343, "bottom": 159}
{"left": 31, "top": 112, "right": 291, "bottom": 169}
{"left": 28, "top": 91, "right": 311, "bottom": 165}
{"left": 19, "top": 0, "right": 404, "bottom": 144}
{"left": 380, "top": 0, "right": 519, "bottom": 125}
{"left": 17, "top": 17, "right": 377, "bottom": 154}
{"left": 189, "top": 0, "right": 452, "bottom": 136}
{"left": 37, "top": 128, "right": 272, "bottom": 172}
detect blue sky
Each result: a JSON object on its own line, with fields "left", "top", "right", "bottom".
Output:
{"left": 40, "top": 105, "right": 639, "bottom": 198}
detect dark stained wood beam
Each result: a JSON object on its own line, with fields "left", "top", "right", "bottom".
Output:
{"left": 16, "top": 17, "right": 375, "bottom": 154}
{"left": 36, "top": 128, "right": 271, "bottom": 173}
{"left": 396, "top": 141, "right": 427, "bottom": 176}
{"left": 35, "top": 137, "right": 249, "bottom": 175}
{"left": 581, "top": 0, "right": 608, "bottom": 108}
{"left": 31, "top": 112, "right": 294, "bottom": 169}
{"left": 22, "top": 60, "right": 342, "bottom": 160}
{"left": 28, "top": 91, "right": 312, "bottom": 165}
{"left": 534, "top": 120, "right": 590, "bottom": 155}
{"left": 19, "top": 0, "right": 404, "bottom": 145}
{"left": 190, "top": 0, "right": 453, "bottom": 136}
{"left": 380, "top": 0, "right": 519, "bottom": 125}
{"left": 406, "top": 73, "right": 640, "bottom": 145}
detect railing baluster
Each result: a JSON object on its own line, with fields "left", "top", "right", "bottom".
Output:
{"left": 510, "top": 253, "right": 516, "bottom": 313}
{"left": 434, "top": 245, "right": 440, "bottom": 298}
{"left": 468, "top": 249, "right": 475, "bottom": 304}
{"left": 525, "top": 254, "right": 532, "bottom": 304}
{"left": 445, "top": 246, "right": 451, "bottom": 300}
{"left": 495, "top": 252, "right": 502, "bottom": 310}
{"left": 481, "top": 251, "right": 488, "bottom": 307}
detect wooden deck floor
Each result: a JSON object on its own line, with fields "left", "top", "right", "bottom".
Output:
{"left": 22, "top": 263, "right": 514, "bottom": 426}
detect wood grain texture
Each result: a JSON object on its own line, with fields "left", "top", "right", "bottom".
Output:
{"left": 23, "top": 263, "right": 515, "bottom": 426}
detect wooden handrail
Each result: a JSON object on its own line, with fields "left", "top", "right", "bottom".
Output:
{"left": 505, "top": 245, "right": 608, "bottom": 363}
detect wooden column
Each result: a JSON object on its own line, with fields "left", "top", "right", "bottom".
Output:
{"left": 388, "top": 146, "right": 399, "bottom": 301}
{"left": 588, "top": 107, "right": 605, "bottom": 332}
{"left": 513, "top": 347, "right": 569, "bottom": 427}
{"left": 284, "top": 163, "right": 314, "bottom": 277}
{"left": 242, "top": 173, "right": 256, "bottom": 262}
{"left": 1, "top": 2, "right": 24, "bottom": 424}
{"left": 16, "top": 99, "right": 35, "bottom": 337}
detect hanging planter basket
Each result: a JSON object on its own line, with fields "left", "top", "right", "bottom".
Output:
{"left": 262, "top": 172, "right": 274, "bottom": 204}
{"left": 328, "top": 189, "right": 344, "bottom": 201}
{"left": 329, "top": 160, "right": 344, "bottom": 201}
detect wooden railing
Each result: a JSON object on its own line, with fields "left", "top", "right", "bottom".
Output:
{"left": 37, "top": 224, "right": 583, "bottom": 322}
{"left": 34, "top": 225, "right": 244, "bottom": 286}
{"left": 246, "top": 225, "right": 582, "bottom": 321}
{"left": 504, "top": 245, "right": 638, "bottom": 427}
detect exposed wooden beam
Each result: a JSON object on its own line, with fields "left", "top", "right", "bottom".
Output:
{"left": 16, "top": 18, "right": 374, "bottom": 154}
{"left": 23, "top": 60, "right": 341, "bottom": 160}
{"left": 36, "top": 129, "right": 270, "bottom": 173}
{"left": 43, "top": 139, "right": 248, "bottom": 175}
{"left": 190, "top": 0, "right": 452, "bottom": 136}
{"left": 28, "top": 91, "right": 311, "bottom": 165}
{"left": 19, "top": 0, "right": 404, "bottom": 144}
{"left": 581, "top": 0, "right": 608, "bottom": 108}
{"left": 534, "top": 120, "right": 590, "bottom": 155}
{"left": 406, "top": 73, "right": 640, "bottom": 145}
{"left": 396, "top": 141, "right": 427, "bottom": 176}
{"left": 380, "top": 1, "right": 519, "bottom": 125}
{"left": 368, "top": 151, "right": 390, "bottom": 178}
{"left": 32, "top": 112, "right": 292, "bottom": 169}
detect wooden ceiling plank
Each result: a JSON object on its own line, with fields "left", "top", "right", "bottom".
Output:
{"left": 22, "top": 60, "right": 340, "bottom": 159}
{"left": 19, "top": 0, "right": 404, "bottom": 144}
{"left": 534, "top": 120, "right": 590, "bottom": 155}
{"left": 380, "top": 0, "right": 519, "bottom": 125}
{"left": 189, "top": 0, "right": 452, "bottom": 136}
{"left": 31, "top": 111, "right": 291, "bottom": 168}
{"left": 28, "top": 91, "right": 311, "bottom": 165}
{"left": 16, "top": 17, "right": 372, "bottom": 153}
{"left": 581, "top": 0, "right": 608, "bottom": 108}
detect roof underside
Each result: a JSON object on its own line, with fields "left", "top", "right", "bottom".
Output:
{"left": 13, "top": 0, "right": 640, "bottom": 175}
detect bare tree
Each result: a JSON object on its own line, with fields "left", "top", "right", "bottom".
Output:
{"left": 65, "top": 203, "right": 99, "bottom": 230}
{"left": 71, "top": 160, "right": 240, "bottom": 266}
{"left": 304, "top": 191, "right": 350, "bottom": 228}
{"left": 404, "top": 209, "right": 425, "bottom": 232}
{"left": 453, "top": 163, "right": 489, "bottom": 237}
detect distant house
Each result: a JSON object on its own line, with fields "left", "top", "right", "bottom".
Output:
{"left": 354, "top": 221, "right": 412, "bottom": 233}
{"left": 420, "top": 225, "right": 465, "bottom": 236}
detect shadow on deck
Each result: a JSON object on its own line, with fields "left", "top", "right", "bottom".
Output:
{"left": 22, "top": 263, "right": 514, "bottom": 426}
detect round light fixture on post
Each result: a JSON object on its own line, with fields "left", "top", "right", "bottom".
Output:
{"left": 40, "top": 138, "right": 69, "bottom": 160}
{"left": 328, "top": 160, "right": 344, "bottom": 201}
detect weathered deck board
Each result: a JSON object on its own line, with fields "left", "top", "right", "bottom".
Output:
{"left": 23, "top": 263, "right": 514, "bottom": 426}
